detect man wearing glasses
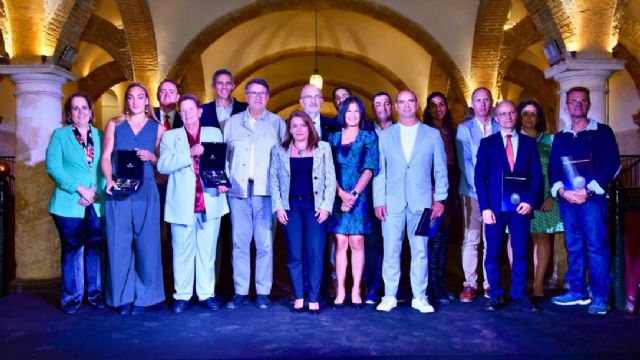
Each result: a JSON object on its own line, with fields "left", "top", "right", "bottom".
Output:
{"left": 201, "top": 69, "right": 248, "bottom": 129}
{"left": 221, "top": 78, "right": 286, "bottom": 310}
{"left": 549, "top": 86, "right": 620, "bottom": 315}
{"left": 300, "top": 84, "right": 340, "bottom": 141}
{"left": 474, "top": 100, "right": 543, "bottom": 311}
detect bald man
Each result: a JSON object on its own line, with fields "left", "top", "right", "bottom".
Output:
{"left": 299, "top": 84, "right": 340, "bottom": 141}
{"left": 373, "top": 90, "right": 449, "bottom": 313}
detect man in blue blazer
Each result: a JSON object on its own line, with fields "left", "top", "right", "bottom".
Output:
{"left": 200, "top": 69, "right": 248, "bottom": 129}
{"left": 474, "top": 100, "right": 543, "bottom": 311}
{"left": 455, "top": 87, "right": 500, "bottom": 302}
{"left": 373, "top": 90, "right": 448, "bottom": 313}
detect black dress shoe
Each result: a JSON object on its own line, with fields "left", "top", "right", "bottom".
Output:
{"left": 485, "top": 297, "right": 505, "bottom": 311}
{"left": 118, "top": 303, "right": 133, "bottom": 315}
{"left": 512, "top": 297, "right": 542, "bottom": 312}
{"left": 201, "top": 297, "right": 221, "bottom": 311}
{"left": 131, "top": 305, "right": 145, "bottom": 315}
{"left": 61, "top": 300, "right": 81, "bottom": 314}
{"left": 226, "top": 295, "right": 248, "bottom": 309}
{"left": 256, "top": 295, "right": 271, "bottom": 309}
{"left": 173, "top": 300, "right": 190, "bottom": 314}
{"left": 88, "top": 294, "right": 106, "bottom": 309}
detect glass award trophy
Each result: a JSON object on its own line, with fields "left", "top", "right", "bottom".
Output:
{"left": 561, "top": 154, "right": 594, "bottom": 190}
{"left": 112, "top": 149, "right": 143, "bottom": 194}
{"left": 200, "top": 142, "right": 231, "bottom": 188}
{"left": 502, "top": 172, "right": 528, "bottom": 212}
{"left": 414, "top": 208, "right": 442, "bottom": 238}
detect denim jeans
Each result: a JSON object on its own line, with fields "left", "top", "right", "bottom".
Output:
{"left": 559, "top": 195, "right": 611, "bottom": 301}
{"left": 51, "top": 206, "right": 104, "bottom": 308}
{"left": 283, "top": 198, "right": 327, "bottom": 303}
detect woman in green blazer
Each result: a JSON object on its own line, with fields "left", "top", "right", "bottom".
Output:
{"left": 46, "top": 93, "right": 106, "bottom": 314}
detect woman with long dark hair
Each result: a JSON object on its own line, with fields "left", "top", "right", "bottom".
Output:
{"left": 328, "top": 96, "right": 379, "bottom": 309}
{"left": 271, "top": 110, "right": 336, "bottom": 314}
{"left": 422, "top": 91, "right": 459, "bottom": 304}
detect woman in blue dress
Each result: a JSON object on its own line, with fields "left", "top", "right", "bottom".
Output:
{"left": 328, "top": 96, "right": 379, "bottom": 308}
{"left": 101, "top": 83, "right": 165, "bottom": 315}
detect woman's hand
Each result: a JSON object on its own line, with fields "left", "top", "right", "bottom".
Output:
{"left": 105, "top": 179, "right": 117, "bottom": 195}
{"left": 340, "top": 201, "right": 353, "bottom": 213}
{"left": 540, "top": 197, "right": 554, "bottom": 212}
{"left": 190, "top": 144, "right": 204, "bottom": 158}
{"left": 217, "top": 185, "right": 230, "bottom": 193}
{"left": 276, "top": 209, "right": 288, "bottom": 225}
{"left": 135, "top": 148, "right": 157, "bottom": 163}
{"left": 315, "top": 209, "right": 329, "bottom": 224}
{"left": 77, "top": 185, "right": 98, "bottom": 204}
{"left": 338, "top": 189, "right": 357, "bottom": 207}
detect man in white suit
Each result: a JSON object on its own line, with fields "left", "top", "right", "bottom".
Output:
{"left": 373, "top": 90, "right": 449, "bottom": 313}
{"left": 157, "top": 94, "right": 229, "bottom": 314}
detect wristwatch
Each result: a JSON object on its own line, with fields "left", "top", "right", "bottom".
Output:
{"left": 349, "top": 190, "right": 359, "bottom": 199}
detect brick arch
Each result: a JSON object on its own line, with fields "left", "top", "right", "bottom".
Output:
{"left": 116, "top": 0, "right": 157, "bottom": 93}
{"left": 232, "top": 47, "right": 408, "bottom": 91}
{"left": 613, "top": 44, "right": 640, "bottom": 98}
{"left": 165, "top": 0, "right": 468, "bottom": 102}
{"left": 80, "top": 15, "right": 132, "bottom": 79}
{"left": 45, "top": 0, "right": 95, "bottom": 62}
{"left": 503, "top": 59, "right": 558, "bottom": 131}
{"left": 78, "top": 61, "right": 127, "bottom": 101}
{"left": 470, "top": 0, "right": 511, "bottom": 91}
{"left": 497, "top": 16, "right": 542, "bottom": 87}
{"left": 521, "top": 0, "right": 576, "bottom": 56}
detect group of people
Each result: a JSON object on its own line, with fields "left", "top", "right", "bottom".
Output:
{"left": 46, "top": 67, "right": 621, "bottom": 317}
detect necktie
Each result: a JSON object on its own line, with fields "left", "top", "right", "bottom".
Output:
{"left": 483, "top": 123, "right": 489, "bottom": 137}
{"left": 163, "top": 114, "right": 170, "bottom": 131}
{"left": 506, "top": 134, "right": 514, "bottom": 171}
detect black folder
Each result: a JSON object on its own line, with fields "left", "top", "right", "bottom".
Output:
{"left": 502, "top": 172, "right": 528, "bottom": 212}
{"left": 112, "top": 149, "right": 143, "bottom": 194}
{"left": 200, "top": 142, "right": 231, "bottom": 188}
{"left": 561, "top": 154, "right": 594, "bottom": 190}
{"left": 414, "top": 208, "right": 442, "bottom": 238}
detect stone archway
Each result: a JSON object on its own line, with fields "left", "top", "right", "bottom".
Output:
{"left": 165, "top": 0, "right": 469, "bottom": 103}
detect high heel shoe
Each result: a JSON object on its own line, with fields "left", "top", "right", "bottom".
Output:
{"left": 352, "top": 301, "right": 363, "bottom": 310}
{"left": 331, "top": 299, "right": 345, "bottom": 309}
{"left": 308, "top": 302, "right": 321, "bottom": 315}
{"left": 291, "top": 299, "right": 304, "bottom": 314}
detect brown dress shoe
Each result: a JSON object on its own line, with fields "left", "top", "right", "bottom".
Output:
{"left": 459, "top": 286, "right": 476, "bottom": 302}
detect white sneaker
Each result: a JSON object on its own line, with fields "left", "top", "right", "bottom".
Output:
{"left": 411, "top": 297, "right": 435, "bottom": 313}
{"left": 376, "top": 296, "right": 397, "bottom": 312}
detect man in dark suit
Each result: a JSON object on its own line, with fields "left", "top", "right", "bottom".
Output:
{"left": 200, "top": 69, "right": 248, "bottom": 129}
{"left": 300, "top": 84, "right": 340, "bottom": 141}
{"left": 474, "top": 100, "right": 543, "bottom": 312}
{"left": 154, "top": 79, "right": 182, "bottom": 129}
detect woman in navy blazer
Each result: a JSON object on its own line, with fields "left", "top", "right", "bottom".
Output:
{"left": 46, "top": 93, "right": 105, "bottom": 313}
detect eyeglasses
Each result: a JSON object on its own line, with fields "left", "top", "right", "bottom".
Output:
{"left": 496, "top": 110, "right": 517, "bottom": 118}
{"left": 568, "top": 98, "right": 589, "bottom": 106}
{"left": 301, "top": 95, "right": 323, "bottom": 101}
{"left": 246, "top": 91, "right": 268, "bottom": 98}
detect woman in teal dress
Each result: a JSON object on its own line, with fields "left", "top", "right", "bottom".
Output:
{"left": 517, "top": 100, "right": 564, "bottom": 300}
{"left": 328, "top": 96, "right": 379, "bottom": 308}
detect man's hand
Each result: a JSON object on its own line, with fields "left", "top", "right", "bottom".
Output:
{"left": 482, "top": 209, "right": 496, "bottom": 225}
{"left": 374, "top": 206, "right": 387, "bottom": 221}
{"left": 431, "top": 201, "right": 444, "bottom": 220}
{"left": 516, "top": 202, "right": 533, "bottom": 215}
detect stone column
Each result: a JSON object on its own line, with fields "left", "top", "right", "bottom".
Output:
{"left": 0, "top": 65, "right": 75, "bottom": 291}
{"left": 544, "top": 59, "right": 625, "bottom": 129}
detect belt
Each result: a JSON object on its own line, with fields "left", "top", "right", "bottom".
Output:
{"left": 290, "top": 194, "right": 314, "bottom": 201}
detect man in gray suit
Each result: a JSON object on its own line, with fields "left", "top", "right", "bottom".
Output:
{"left": 373, "top": 90, "right": 448, "bottom": 313}
{"left": 455, "top": 87, "right": 500, "bottom": 302}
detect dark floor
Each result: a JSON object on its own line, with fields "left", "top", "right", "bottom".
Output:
{"left": 1, "top": 291, "right": 640, "bottom": 359}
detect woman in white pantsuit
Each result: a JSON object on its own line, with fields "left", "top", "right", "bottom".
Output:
{"left": 157, "top": 94, "right": 229, "bottom": 314}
